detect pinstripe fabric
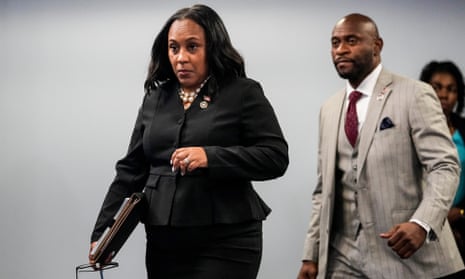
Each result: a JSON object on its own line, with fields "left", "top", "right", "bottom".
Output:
{"left": 333, "top": 108, "right": 362, "bottom": 241}
{"left": 302, "top": 69, "right": 464, "bottom": 278}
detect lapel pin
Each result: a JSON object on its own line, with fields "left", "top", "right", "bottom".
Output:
{"left": 200, "top": 101, "right": 208, "bottom": 109}
{"left": 200, "top": 95, "right": 210, "bottom": 109}
{"left": 376, "top": 87, "right": 390, "bottom": 101}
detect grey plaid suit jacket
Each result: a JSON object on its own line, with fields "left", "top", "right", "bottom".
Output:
{"left": 303, "top": 69, "right": 464, "bottom": 278}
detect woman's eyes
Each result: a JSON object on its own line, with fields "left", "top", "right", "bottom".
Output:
{"left": 169, "top": 44, "right": 179, "bottom": 52}
{"left": 168, "top": 43, "right": 198, "bottom": 53}
{"left": 187, "top": 43, "right": 198, "bottom": 51}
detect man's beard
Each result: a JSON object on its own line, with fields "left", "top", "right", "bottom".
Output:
{"left": 334, "top": 58, "right": 371, "bottom": 83}
{"left": 336, "top": 66, "right": 362, "bottom": 81}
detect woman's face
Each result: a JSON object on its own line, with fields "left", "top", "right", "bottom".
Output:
{"left": 168, "top": 19, "right": 208, "bottom": 92}
{"left": 430, "top": 72, "right": 458, "bottom": 116}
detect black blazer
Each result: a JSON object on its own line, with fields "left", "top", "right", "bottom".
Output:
{"left": 91, "top": 77, "right": 288, "bottom": 241}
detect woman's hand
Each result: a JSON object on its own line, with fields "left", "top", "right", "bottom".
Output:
{"left": 171, "top": 147, "right": 208, "bottom": 175}
{"left": 88, "top": 241, "right": 98, "bottom": 266}
{"left": 88, "top": 241, "right": 112, "bottom": 268}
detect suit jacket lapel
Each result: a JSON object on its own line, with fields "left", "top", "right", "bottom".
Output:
{"left": 323, "top": 90, "right": 346, "bottom": 191}
{"left": 357, "top": 69, "right": 393, "bottom": 174}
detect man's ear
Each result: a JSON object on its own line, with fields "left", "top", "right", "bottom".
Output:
{"left": 374, "top": 37, "right": 384, "bottom": 57}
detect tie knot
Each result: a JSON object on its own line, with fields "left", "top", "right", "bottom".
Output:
{"left": 349, "top": 91, "right": 362, "bottom": 102}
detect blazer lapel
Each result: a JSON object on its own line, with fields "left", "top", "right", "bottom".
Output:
{"left": 357, "top": 69, "right": 393, "bottom": 174}
{"left": 323, "top": 90, "right": 346, "bottom": 191}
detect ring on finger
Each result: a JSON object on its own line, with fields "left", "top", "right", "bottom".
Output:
{"left": 184, "top": 157, "right": 190, "bottom": 164}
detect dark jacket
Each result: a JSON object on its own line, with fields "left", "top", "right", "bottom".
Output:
{"left": 91, "top": 77, "right": 288, "bottom": 241}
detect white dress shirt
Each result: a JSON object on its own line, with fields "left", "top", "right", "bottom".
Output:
{"left": 345, "top": 63, "right": 382, "bottom": 132}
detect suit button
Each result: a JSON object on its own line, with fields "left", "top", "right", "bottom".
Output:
{"left": 353, "top": 164, "right": 357, "bottom": 170}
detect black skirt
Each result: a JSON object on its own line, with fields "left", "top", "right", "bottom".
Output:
{"left": 145, "top": 221, "right": 263, "bottom": 279}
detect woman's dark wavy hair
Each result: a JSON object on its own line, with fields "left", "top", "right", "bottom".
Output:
{"left": 144, "top": 4, "right": 245, "bottom": 95}
{"left": 420, "top": 60, "right": 465, "bottom": 115}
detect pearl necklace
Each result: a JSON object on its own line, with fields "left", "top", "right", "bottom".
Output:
{"left": 178, "top": 76, "right": 210, "bottom": 105}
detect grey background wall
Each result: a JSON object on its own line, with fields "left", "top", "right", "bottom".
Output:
{"left": 1, "top": 0, "right": 465, "bottom": 278}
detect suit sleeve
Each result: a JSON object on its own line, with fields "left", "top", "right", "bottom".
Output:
{"left": 204, "top": 80, "right": 289, "bottom": 181}
{"left": 409, "top": 82, "right": 461, "bottom": 236}
{"left": 91, "top": 96, "right": 150, "bottom": 242}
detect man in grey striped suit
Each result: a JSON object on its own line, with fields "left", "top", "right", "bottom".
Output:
{"left": 298, "top": 13, "right": 464, "bottom": 279}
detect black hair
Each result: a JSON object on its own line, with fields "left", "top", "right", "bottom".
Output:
{"left": 420, "top": 60, "right": 465, "bottom": 115}
{"left": 144, "top": 4, "right": 245, "bottom": 96}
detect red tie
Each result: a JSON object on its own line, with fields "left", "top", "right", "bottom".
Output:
{"left": 345, "top": 91, "right": 362, "bottom": 147}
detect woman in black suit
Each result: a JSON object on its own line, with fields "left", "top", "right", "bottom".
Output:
{"left": 89, "top": 4, "right": 288, "bottom": 279}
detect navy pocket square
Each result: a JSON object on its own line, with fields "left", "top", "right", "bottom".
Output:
{"left": 380, "top": 117, "right": 395, "bottom": 130}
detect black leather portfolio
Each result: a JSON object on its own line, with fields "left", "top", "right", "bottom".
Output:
{"left": 90, "top": 192, "right": 145, "bottom": 265}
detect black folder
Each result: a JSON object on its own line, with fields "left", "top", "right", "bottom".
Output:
{"left": 90, "top": 192, "right": 145, "bottom": 265}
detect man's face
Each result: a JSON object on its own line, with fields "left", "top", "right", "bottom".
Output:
{"left": 331, "top": 19, "right": 381, "bottom": 87}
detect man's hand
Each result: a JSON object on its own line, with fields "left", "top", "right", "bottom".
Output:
{"left": 380, "top": 222, "right": 427, "bottom": 259}
{"left": 297, "top": 260, "right": 318, "bottom": 279}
